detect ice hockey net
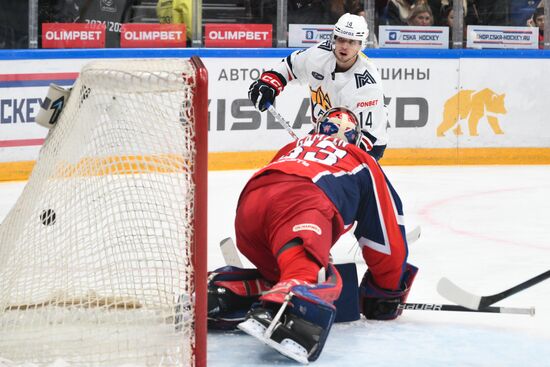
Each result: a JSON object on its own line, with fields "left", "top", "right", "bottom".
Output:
{"left": 0, "top": 57, "right": 207, "bottom": 366}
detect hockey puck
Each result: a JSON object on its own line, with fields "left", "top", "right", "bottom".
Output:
{"left": 40, "top": 209, "right": 56, "bottom": 226}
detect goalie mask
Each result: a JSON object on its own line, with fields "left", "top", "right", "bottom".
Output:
{"left": 316, "top": 107, "right": 362, "bottom": 145}
{"left": 333, "top": 13, "right": 369, "bottom": 49}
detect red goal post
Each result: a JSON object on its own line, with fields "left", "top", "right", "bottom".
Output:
{"left": 190, "top": 55, "right": 208, "bottom": 367}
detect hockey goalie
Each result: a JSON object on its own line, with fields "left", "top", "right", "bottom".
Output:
{"left": 208, "top": 107, "right": 418, "bottom": 364}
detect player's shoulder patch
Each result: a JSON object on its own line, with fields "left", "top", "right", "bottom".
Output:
{"left": 354, "top": 68, "right": 377, "bottom": 88}
{"left": 317, "top": 40, "right": 332, "bottom": 52}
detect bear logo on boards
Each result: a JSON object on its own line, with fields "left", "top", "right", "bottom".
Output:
{"left": 437, "top": 89, "right": 507, "bottom": 137}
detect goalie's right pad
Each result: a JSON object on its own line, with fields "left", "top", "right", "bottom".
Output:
{"left": 207, "top": 266, "right": 272, "bottom": 330}
{"left": 238, "top": 263, "right": 342, "bottom": 363}
{"left": 35, "top": 83, "right": 71, "bottom": 129}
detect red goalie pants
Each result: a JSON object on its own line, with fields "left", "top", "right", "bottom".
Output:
{"left": 235, "top": 171, "right": 345, "bottom": 283}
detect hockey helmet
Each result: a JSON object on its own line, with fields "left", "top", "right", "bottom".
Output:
{"left": 316, "top": 107, "right": 362, "bottom": 145}
{"left": 333, "top": 13, "right": 369, "bottom": 49}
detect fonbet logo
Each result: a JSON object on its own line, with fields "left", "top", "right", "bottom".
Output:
{"left": 437, "top": 88, "right": 507, "bottom": 137}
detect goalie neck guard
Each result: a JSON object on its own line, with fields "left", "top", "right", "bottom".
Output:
{"left": 333, "top": 13, "right": 369, "bottom": 49}
{"left": 315, "top": 107, "right": 362, "bottom": 145}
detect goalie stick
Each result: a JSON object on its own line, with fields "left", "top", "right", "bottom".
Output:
{"left": 398, "top": 303, "right": 534, "bottom": 316}
{"left": 219, "top": 239, "right": 535, "bottom": 316}
{"left": 437, "top": 270, "right": 550, "bottom": 310}
{"left": 220, "top": 227, "right": 421, "bottom": 268}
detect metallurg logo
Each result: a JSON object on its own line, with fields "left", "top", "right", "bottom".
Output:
{"left": 437, "top": 88, "right": 507, "bottom": 137}
{"left": 310, "top": 86, "right": 332, "bottom": 112}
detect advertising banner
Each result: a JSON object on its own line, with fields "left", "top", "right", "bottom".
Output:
{"left": 288, "top": 24, "right": 334, "bottom": 47}
{"left": 466, "top": 25, "right": 538, "bottom": 49}
{"left": 120, "top": 24, "right": 186, "bottom": 48}
{"left": 204, "top": 24, "right": 272, "bottom": 48}
{"left": 42, "top": 23, "right": 106, "bottom": 49}
{"left": 1, "top": 52, "right": 549, "bottom": 166}
{"left": 379, "top": 26, "right": 449, "bottom": 49}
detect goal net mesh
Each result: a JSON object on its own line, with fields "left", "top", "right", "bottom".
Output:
{"left": 0, "top": 59, "right": 202, "bottom": 366}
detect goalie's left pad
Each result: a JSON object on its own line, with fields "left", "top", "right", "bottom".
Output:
{"left": 238, "top": 263, "right": 342, "bottom": 363}
{"left": 207, "top": 266, "right": 272, "bottom": 330}
{"left": 359, "top": 263, "right": 418, "bottom": 320}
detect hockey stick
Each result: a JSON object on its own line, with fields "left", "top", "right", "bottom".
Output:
{"left": 220, "top": 237, "right": 244, "bottom": 267}
{"left": 437, "top": 270, "right": 550, "bottom": 310}
{"left": 406, "top": 225, "right": 421, "bottom": 244}
{"left": 398, "top": 303, "right": 535, "bottom": 316}
{"left": 265, "top": 103, "right": 300, "bottom": 141}
{"left": 219, "top": 239, "right": 535, "bottom": 316}
{"left": 220, "top": 228, "right": 421, "bottom": 270}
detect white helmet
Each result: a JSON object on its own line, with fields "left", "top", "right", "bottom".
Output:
{"left": 315, "top": 107, "right": 362, "bottom": 145}
{"left": 333, "top": 13, "right": 369, "bottom": 49}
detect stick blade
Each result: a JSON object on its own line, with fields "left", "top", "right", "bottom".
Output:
{"left": 406, "top": 225, "right": 421, "bottom": 244}
{"left": 220, "top": 237, "right": 243, "bottom": 268}
{"left": 437, "top": 277, "right": 482, "bottom": 310}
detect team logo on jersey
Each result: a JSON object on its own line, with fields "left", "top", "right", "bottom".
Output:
{"left": 437, "top": 89, "right": 507, "bottom": 137}
{"left": 310, "top": 86, "right": 332, "bottom": 112}
{"left": 292, "top": 223, "right": 322, "bottom": 235}
{"left": 354, "top": 69, "right": 376, "bottom": 88}
{"left": 311, "top": 71, "right": 324, "bottom": 80}
{"left": 101, "top": 0, "right": 117, "bottom": 12}
{"left": 318, "top": 40, "right": 332, "bottom": 51}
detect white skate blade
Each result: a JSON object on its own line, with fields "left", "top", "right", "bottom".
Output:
{"left": 265, "top": 337, "right": 309, "bottom": 364}
{"left": 237, "top": 318, "right": 266, "bottom": 339}
{"left": 238, "top": 319, "right": 309, "bottom": 364}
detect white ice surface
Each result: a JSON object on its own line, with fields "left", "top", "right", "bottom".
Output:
{"left": 1, "top": 166, "right": 549, "bottom": 366}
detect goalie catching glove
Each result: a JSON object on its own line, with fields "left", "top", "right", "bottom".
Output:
{"left": 248, "top": 71, "right": 287, "bottom": 112}
{"left": 359, "top": 263, "right": 418, "bottom": 320}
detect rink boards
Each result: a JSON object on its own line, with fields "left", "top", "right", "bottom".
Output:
{"left": 1, "top": 48, "right": 550, "bottom": 180}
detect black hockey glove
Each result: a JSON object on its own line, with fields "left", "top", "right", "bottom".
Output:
{"left": 206, "top": 266, "right": 272, "bottom": 330}
{"left": 359, "top": 263, "right": 418, "bottom": 320}
{"left": 357, "top": 129, "right": 387, "bottom": 161}
{"left": 248, "top": 71, "right": 287, "bottom": 112}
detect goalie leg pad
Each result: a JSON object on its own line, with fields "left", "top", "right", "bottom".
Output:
{"left": 207, "top": 266, "right": 272, "bottom": 330}
{"left": 240, "top": 263, "right": 341, "bottom": 362}
{"left": 333, "top": 262, "right": 360, "bottom": 322}
{"left": 238, "top": 296, "right": 336, "bottom": 363}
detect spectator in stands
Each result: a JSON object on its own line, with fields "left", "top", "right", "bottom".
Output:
{"left": 407, "top": 4, "right": 434, "bottom": 26}
{"left": 157, "top": 0, "right": 192, "bottom": 46}
{"left": 384, "top": 0, "right": 415, "bottom": 25}
{"left": 326, "top": 0, "right": 365, "bottom": 23}
{"left": 510, "top": 0, "right": 541, "bottom": 26}
{"left": 475, "top": 0, "right": 508, "bottom": 25}
{"left": 384, "top": 0, "right": 440, "bottom": 26}
{"left": 533, "top": 6, "right": 545, "bottom": 49}
{"left": 0, "top": 0, "right": 29, "bottom": 48}
{"left": 38, "top": 0, "right": 134, "bottom": 48}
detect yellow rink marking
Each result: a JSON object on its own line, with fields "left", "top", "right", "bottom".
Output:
{"left": 2, "top": 148, "right": 550, "bottom": 181}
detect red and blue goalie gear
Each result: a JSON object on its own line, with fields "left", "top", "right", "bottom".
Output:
{"left": 249, "top": 134, "right": 411, "bottom": 291}
{"left": 359, "top": 263, "right": 418, "bottom": 320}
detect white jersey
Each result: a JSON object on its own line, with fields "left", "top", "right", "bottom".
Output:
{"left": 272, "top": 40, "right": 389, "bottom": 147}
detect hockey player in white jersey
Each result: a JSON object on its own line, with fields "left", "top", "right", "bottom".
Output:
{"left": 249, "top": 13, "right": 389, "bottom": 160}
